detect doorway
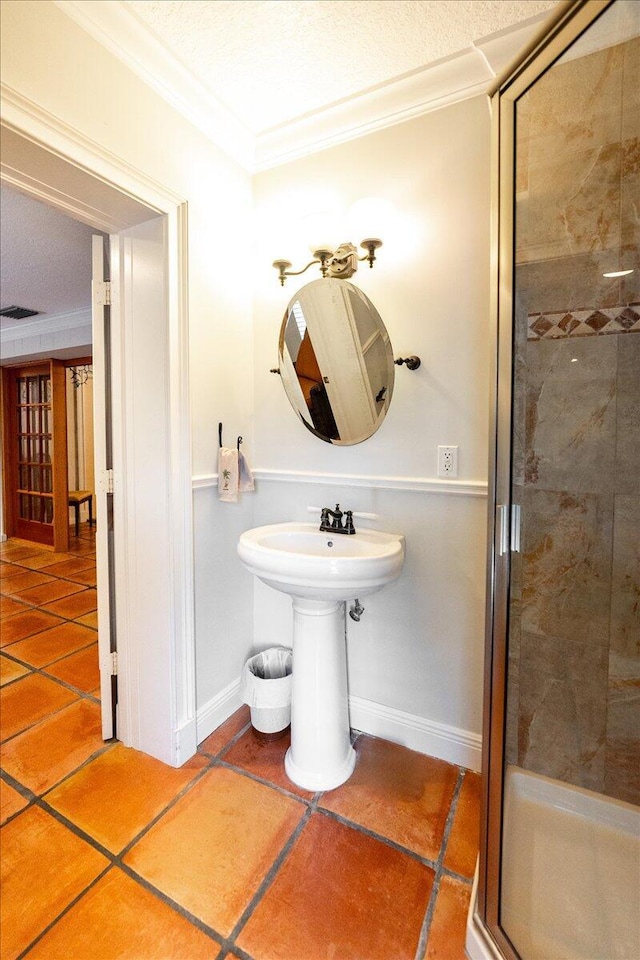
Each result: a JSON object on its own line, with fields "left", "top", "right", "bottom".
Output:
{"left": 1, "top": 109, "right": 195, "bottom": 767}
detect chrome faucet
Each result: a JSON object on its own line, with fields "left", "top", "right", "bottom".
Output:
{"left": 319, "top": 504, "right": 355, "bottom": 535}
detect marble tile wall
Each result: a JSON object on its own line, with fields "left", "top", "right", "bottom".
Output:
{"left": 506, "top": 29, "right": 639, "bottom": 805}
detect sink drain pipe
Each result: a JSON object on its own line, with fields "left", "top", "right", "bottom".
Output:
{"left": 349, "top": 599, "right": 365, "bottom": 622}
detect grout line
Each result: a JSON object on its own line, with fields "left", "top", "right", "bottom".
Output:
{"left": 116, "top": 860, "right": 225, "bottom": 947}
{"left": 115, "top": 760, "right": 216, "bottom": 860}
{"left": 414, "top": 767, "right": 466, "bottom": 960}
{"left": 315, "top": 805, "right": 439, "bottom": 870}
{"left": 198, "top": 720, "right": 253, "bottom": 759}
{"left": 215, "top": 756, "right": 315, "bottom": 807}
{"left": 225, "top": 803, "right": 316, "bottom": 948}
{"left": 0, "top": 665, "right": 102, "bottom": 745}
{"left": 14, "top": 863, "right": 115, "bottom": 960}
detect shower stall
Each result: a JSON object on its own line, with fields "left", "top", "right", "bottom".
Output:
{"left": 470, "top": 1, "right": 640, "bottom": 957}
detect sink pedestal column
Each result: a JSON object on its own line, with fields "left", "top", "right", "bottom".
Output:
{"left": 284, "top": 597, "right": 356, "bottom": 791}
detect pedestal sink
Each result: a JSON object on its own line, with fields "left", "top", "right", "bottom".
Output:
{"left": 237, "top": 522, "right": 405, "bottom": 790}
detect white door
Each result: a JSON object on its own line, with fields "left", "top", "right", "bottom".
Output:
{"left": 92, "top": 234, "right": 116, "bottom": 740}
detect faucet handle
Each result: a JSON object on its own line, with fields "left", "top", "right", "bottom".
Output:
{"left": 344, "top": 510, "right": 355, "bottom": 533}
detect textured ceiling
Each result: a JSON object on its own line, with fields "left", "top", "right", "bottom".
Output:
{"left": 0, "top": 185, "right": 96, "bottom": 329}
{"left": 127, "top": 0, "right": 559, "bottom": 133}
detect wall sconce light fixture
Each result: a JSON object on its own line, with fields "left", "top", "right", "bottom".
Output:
{"left": 273, "top": 238, "right": 382, "bottom": 286}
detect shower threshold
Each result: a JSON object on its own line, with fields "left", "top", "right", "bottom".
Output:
{"left": 501, "top": 766, "right": 639, "bottom": 960}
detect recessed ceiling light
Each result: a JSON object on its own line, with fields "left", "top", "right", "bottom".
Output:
{"left": 602, "top": 269, "right": 634, "bottom": 278}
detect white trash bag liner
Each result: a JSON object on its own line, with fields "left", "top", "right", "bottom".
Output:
{"left": 240, "top": 646, "right": 292, "bottom": 734}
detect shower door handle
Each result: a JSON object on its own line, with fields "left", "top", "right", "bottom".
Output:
{"left": 497, "top": 503, "right": 521, "bottom": 556}
{"left": 511, "top": 503, "right": 521, "bottom": 553}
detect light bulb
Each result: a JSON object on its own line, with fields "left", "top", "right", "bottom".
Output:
{"left": 303, "top": 211, "right": 336, "bottom": 256}
{"left": 347, "top": 197, "right": 395, "bottom": 243}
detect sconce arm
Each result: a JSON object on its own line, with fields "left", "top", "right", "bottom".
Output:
{"left": 273, "top": 250, "right": 333, "bottom": 286}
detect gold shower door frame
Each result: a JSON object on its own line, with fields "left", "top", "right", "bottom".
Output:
{"left": 478, "top": 1, "right": 616, "bottom": 957}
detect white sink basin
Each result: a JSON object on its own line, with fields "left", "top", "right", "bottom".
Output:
{"left": 237, "top": 521, "right": 405, "bottom": 601}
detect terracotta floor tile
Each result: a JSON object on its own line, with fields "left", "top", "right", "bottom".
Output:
{"left": 425, "top": 875, "right": 472, "bottom": 960}
{"left": 0, "top": 543, "right": 41, "bottom": 562}
{"left": 1, "top": 596, "right": 30, "bottom": 619}
{"left": 12, "top": 551, "right": 73, "bottom": 570}
{"left": 11, "top": 579, "right": 85, "bottom": 607}
{"left": 0, "top": 609, "right": 64, "bottom": 646}
{"left": 24, "top": 868, "right": 218, "bottom": 960}
{"left": 222, "top": 727, "right": 314, "bottom": 799}
{"left": 1, "top": 570, "right": 55, "bottom": 595}
{"left": 41, "top": 588, "right": 98, "bottom": 619}
{"left": 0, "top": 806, "right": 109, "bottom": 960}
{"left": 0, "top": 674, "right": 78, "bottom": 741}
{"left": 124, "top": 766, "right": 305, "bottom": 936}
{"left": 319, "top": 736, "right": 459, "bottom": 861}
{"left": 46, "top": 743, "right": 209, "bottom": 853}
{"left": 198, "top": 705, "right": 250, "bottom": 756}
{"left": 44, "top": 644, "right": 100, "bottom": 693}
{"left": 68, "top": 567, "right": 97, "bottom": 587}
{"left": 443, "top": 771, "right": 481, "bottom": 879}
{"left": 0, "top": 654, "right": 30, "bottom": 686}
{"left": 76, "top": 610, "right": 99, "bottom": 629}
{"left": 40, "top": 557, "right": 96, "bottom": 579}
{"left": 0, "top": 562, "right": 26, "bottom": 580}
{"left": 1, "top": 699, "right": 106, "bottom": 795}
{"left": 237, "top": 812, "right": 433, "bottom": 960}
{"left": 6, "top": 621, "right": 97, "bottom": 668}
{"left": 0, "top": 779, "right": 29, "bottom": 825}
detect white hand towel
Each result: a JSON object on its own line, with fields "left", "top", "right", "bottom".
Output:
{"left": 238, "top": 451, "right": 255, "bottom": 492}
{"left": 218, "top": 447, "right": 239, "bottom": 502}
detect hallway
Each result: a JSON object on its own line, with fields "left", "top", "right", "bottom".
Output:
{"left": 1, "top": 530, "right": 479, "bottom": 960}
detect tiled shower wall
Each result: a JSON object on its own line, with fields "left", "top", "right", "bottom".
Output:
{"left": 506, "top": 32, "right": 640, "bottom": 805}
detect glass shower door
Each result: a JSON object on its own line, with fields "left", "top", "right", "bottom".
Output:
{"left": 478, "top": 2, "right": 640, "bottom": 958}
{"left": 500, "top": 1, "right": 639, "bottom": 957}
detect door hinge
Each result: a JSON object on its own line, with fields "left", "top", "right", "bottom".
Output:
{"left": 110, "top": 651, "right": 118, "bottom": 675}
{"left": 98, "top": 468, "right": 114, "bottom": 494}
{"left": 93, "top": 279, "right": 111, "bottom": 306}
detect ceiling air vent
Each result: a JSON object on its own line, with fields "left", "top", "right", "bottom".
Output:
{"left": 0, "top": 305, "right": 41, "bottom": 320}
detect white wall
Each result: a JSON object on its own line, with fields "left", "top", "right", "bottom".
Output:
{"left": 2, "top": 1, "right": 491, "bottom": 769}
{"left": 251, "top": 98, "right": 491, "bottom": 766}
{"left": 1, "top": 0, "right": 255, "bottom": 714}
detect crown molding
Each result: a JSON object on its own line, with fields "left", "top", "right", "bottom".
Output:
{"left": 254, "top": 46, "right": 493, "bottom": 171}
{"left": 54, "top": 0, "right": 255, "bottom": 171}
{"left": 1, "top": 307, "right": 92, "bottom": 338}
{"left": 53, "top": 1, "right": 550, "bottom": 173}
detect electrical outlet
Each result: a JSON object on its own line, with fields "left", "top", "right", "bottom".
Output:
{"left": 437, "top": 445, "right": 458, "bottom": 478}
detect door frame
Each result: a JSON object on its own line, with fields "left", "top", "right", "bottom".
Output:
{"left": 1, "top": 86, "right": 196, "bottom": 767}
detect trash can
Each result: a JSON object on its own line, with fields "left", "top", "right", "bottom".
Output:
{"left": 240, "top": 646, "right": 292, "bottom": 739}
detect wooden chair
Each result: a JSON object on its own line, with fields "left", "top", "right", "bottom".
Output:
{"left": 68, "top": 490, "right": 93, "bottom": 536}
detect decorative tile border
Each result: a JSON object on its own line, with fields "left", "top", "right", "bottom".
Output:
{"left": 527, "top": 304, "right": 640, "bottom": 341}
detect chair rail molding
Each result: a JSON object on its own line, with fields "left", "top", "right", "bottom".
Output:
{"left": 192, "top": 468, "right": 488, "bottom": 497}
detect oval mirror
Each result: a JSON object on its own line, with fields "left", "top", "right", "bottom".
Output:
{"left": 278, "top": 279, "right": 395, "bottom": 445}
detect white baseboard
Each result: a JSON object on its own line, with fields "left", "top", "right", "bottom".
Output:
{"left": 195, "top": 683, "right": 481, "bottom": 771}
{"left": 196, "top": 677, "right": 243, "bottom": 745}
{"left": 349, "top": 695, "right": 482, "bottom": 772}
{"left": 0, "top": 533, "right": 7, "bottom": 542}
